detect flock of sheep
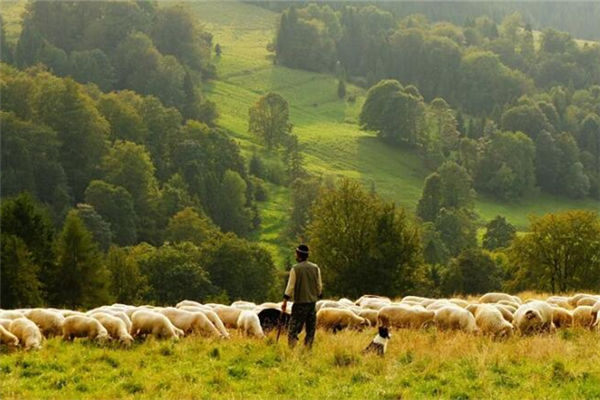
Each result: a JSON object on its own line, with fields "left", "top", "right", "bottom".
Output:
{"left": 1, "top": 292, "right": 599, "bottom": 352}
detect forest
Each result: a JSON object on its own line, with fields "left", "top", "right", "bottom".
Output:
{"left": 1, "top": 1, "right": 599, "bottom": 310}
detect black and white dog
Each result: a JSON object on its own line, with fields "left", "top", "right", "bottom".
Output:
{"left": 363, "top": 326, "right": 391, "bottom": 356}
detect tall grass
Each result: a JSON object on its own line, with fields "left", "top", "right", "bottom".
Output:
{"left": 2, "top": 327, "right": 599, "bottom": 399}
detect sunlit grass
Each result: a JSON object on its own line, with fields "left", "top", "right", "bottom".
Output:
{"left": 2, "top": 327, "right": 599, "bottom": 399}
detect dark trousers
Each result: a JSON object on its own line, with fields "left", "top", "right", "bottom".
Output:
{"left": 288, "top": 302, "right": 316, "bottom": 348}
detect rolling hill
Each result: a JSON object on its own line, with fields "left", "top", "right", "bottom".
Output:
{"left": 186, "top": 2, "right": 599, "bottom": 264}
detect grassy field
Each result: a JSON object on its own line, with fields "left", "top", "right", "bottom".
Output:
{"left": 189, "top": 1, "right": 599, "bottom": 250}
{"left": 2, "top": 328, "right": 600, "bottom": 399}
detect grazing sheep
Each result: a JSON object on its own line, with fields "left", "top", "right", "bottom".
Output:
{"left": 434, "top": 306, "right": 478, "bottom": 333}
{"left": 159, "top": 308, "right": 221, "bottom": 338}
{"left": 572, "top": 306, "right": 594, "bottom": 328}
{"left": 547, "top": 296, "right": 571, "bottom": 309}
{"left": 496, "top": 300, "right": 520, "bottom": 310}
{"left": 58, "top": 310, "right": 85, "bottom": 318}
{"left": 317, "top": 308, "right": 369, "bottom": 332}
{"left": 471, "top": 305, "right": 513, "bottom": 338}
{"left": 231, "top": 301, "right": 257, "bottom": 311}
{"left": 449, "top": 299, "right": 470, "bottom": 308}
{"left": 400, "top": 296, "right": 431, "bottom": 304}
{"left": 568, "top": 293, "right": 593, "bottom": 307}
{"left": 213, "top": 306, "right": 243, "bottom": 329}
{"left": 491, "top": 304, "right": 514, "bottom": 323}
{"left": 178, "top": 306, "right": 230, "bottom": 339}
{"left": 356, "top": 309, "right": 379, "bottom": 327}
{"left": 91, "top": 312, "right": 134, "bottom": 346}
{"left": 426, "top": 300, "right": 454, "bottom": 311}
{"left": 355, "top": 295, "right": 391, "bottom": 307}
{"left": 479, "top": 293, "right": 522, "bottom": 305}
{"left": 550, "top": 307, "right": 573, "bottom": 329}
{"left": 176, "top": 300, "right": 203, "bottom": 309}
{"left": 338, "top": 298, "right": 355, "bottom": 307}
{"left": 361, "top": 299, "right": 392, "bottom": 311}
{"left": 25, "top": 309, "right": 65, "bottom": 338}
{"left": 0, "top": 324, "right": 19, "bottom": 347}
{"left": 591, "top": 301, "right": 600, "bottom": 325}
{"left": 316, "top": 300, "right": 346, "bottom": 312}
{"left": 130, "top": 310, "right": 183, "bottom": 340}
{"left": 0, "top": 318, "right": 12, "bottom": 329}
{"left": 513, "top": 301, "right": 555, "bottom": 334}
{"left": 62, "top": 315, "right": 109, "bottom": 343}
{"left": 576, "top": 296, "right": 600, "bottom": 307}
{"left": 257, "top": 302, "right": 281, "bottom": 310}
{"left": 236, "top": 311, "right": 265, "bottom": 338}
{"left": 378, "top": 305, "right": 435, "bottom": 330}
{"left": 9, "top": 318, "right": 42, "bottom": 350}
{"left": 0, "top": 311, "right": 24, "bottom": 320}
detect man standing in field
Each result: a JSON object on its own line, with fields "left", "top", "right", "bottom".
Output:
{"left": 282, "top": 244, "right": 323, "bottom": 348}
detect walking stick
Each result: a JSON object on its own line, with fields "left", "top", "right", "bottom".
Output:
{"left": 276, "top": 302, "right": 287, "bottom": 342}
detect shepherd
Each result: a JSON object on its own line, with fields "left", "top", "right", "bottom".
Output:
{"left": 282, "top": 244, "right": 323, "bottom": 349}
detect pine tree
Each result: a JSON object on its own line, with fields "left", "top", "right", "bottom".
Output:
{"left": 52, "top": 210, "right": 112, "bottom": 308}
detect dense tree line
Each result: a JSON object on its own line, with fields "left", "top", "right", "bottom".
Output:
{"left": 358, "top": 77, "right": 599, "bottom": 200}
{"left": 274, "top": 5, "right": 600, "bottom": 115}
{"left": 1, "top": 1, "right": 216, "bottom": 124}
{"left": 1, "top": 193, "right": 279, "bottom": 309}
{"left": 1, "top": 65, "right": 260, "bottom": 239}
{"left": 255, "top": 2, "right": 600, "bottom": 41}
{"left": 289, "top": 175, "right": 599, "bottom": 298}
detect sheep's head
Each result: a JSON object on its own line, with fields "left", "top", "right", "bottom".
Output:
{"left": 120, "top": 334, "right": 134, "bottom": 347}
{"left": 96, "top": 331, "right": 110, "bottom": 344}
{"left": 525, "top": 309, "right": 540, "bottom": 321}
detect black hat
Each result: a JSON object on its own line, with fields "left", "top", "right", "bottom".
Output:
{"left": 296, "top": 244, "right": 309, "bottom": 255}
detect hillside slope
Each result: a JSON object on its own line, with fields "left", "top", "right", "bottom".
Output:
{"left": 190, "top": 2, "right": 598, "bottom": 239}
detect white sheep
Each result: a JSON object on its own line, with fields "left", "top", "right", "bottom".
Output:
{"left": 213, "top": 306, "right": 243, "bottom": 329}
{"left": 355, "top": 295, "right": 392, "bottom": 307}
{"left": 550, "top": 306, "right": 573, "bottom": 329}
{"left": 317, "top": 308, "right": 369, "bottom": 332}
{"left": 0, "top": 318, "right": 12, "bottom": 329}
{"left": 9, "top": 318, "right": 42, "bottom": 350}
{"left": 178, "top": 306, "right": 230, "bottom": 338}
{"left": 479, "top": 292, "right": 522, "bottom": 305}
{"left": 159, "top": 308, "right": 221, "bottom": 338}
{"left": 231, "top": 301, "right": 257, "bottom": 311}
{"left": 62, "top": 315, "right": 110, "bottom": 343}
{"left": 0, "top": 324, "right": 19, "bottom": 347}
{"left": 471, "top": 304, "right": 513, "bottom": 338}
{"left": 91, "top": 312, "right": 134, "bottom": 346}
{"left": 434, "top": 306, "right": 478, "bottom": 333}
{"left": 130, "top": 310, "right": 183, "bottom": 340}
{"left": 377, "top": 305, "right": 435, "bottom": 329}
{"left": 0, "top": 310, "right": 24, "bottom": 320}
{"left": 576, "top": 296, "right": 600, "bottom": 307}
{"left": 236, "top": 310, "right": 265, "bottom": 338}
{"left": 572, "top": 306, "right": 595, "bottom": 328}
{"left": 513, "top": 301, "right": 554, "bottom": 334}
{"left": 176, "top": 300, "right": 204, "bottom": 308}
{"left": 356, "top": 309, "right": 379, "bottom": 327}
{"left": 25, "top": 309, "right": 65, "bottom": 337}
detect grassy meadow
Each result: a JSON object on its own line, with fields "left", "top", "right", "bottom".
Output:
{"left": 2, "top": 327, "right": 600, "bottom": 399}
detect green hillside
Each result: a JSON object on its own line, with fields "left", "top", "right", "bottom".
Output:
{"left": 188, "top": 2, "right": 598, "bottom": 263}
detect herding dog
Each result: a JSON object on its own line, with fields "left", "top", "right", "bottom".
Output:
{"left": 363, "top": 326, "right": 390, "bottom": 356}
